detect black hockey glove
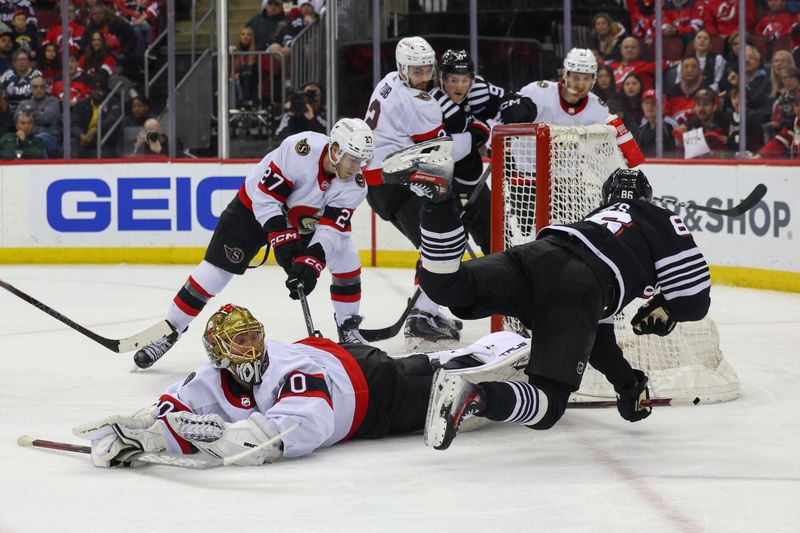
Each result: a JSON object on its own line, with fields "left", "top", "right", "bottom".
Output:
{"left": 630, "top": 293, "right": 676, "bottom": 336}
{"left": 266, "top": 215, "right": 306, "bottom": 273}
{"left": 286, "top": 243, "right": 326, "bottom": 300}
{"left": 614, "top": 369, "right": 652, "bottom": 422}
{"left": 466, "top": 119, "right": 490, "bottom": 150}
{"left": 499, "top": 94, "right": 537, "bottom": 124}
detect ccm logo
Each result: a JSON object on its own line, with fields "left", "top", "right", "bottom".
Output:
{"left": 300, "top": 257, "right": 324, "bottom": 273}
{"left": 269, "top": 231, "right": 299, "bottom": 246}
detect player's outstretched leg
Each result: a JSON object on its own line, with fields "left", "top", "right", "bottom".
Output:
{"left": 424, "top": 370, "right": 487, "bottom": 450}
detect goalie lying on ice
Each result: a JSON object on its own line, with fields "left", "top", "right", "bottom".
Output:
{"left": 73, "top": 304, "right": 531, "bottom": 467}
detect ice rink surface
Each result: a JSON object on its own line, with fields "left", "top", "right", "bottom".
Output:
{"left": 1, "top": 264, "right": 798, "bottom": 533}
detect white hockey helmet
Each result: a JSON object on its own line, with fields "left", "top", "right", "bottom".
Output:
{"left": 562, "top": 47, "right": 598, "bottom": 90}
{"left": 329, "top": 117, "right": 374, "bottom": 166}
{"left": 396, "top": 36, "right": 436, "bottom": 86}
{"left": 203, "top": 304, "right": 266, "bottom": 386}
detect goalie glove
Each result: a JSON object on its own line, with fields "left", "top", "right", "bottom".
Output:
{"left": 630, "top": 293, "right": 676, "bottom": 336}
{"left": 73, "top": 405, "right": 170, "bottom": 468}
{"left": 166, "top": 411, "right": 283, "bottom": 466}
{"left": 614, "top": 369, "right": 652, "bottom": 422}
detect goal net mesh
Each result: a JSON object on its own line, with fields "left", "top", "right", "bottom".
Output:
{"left": 490, "top": 123, "right": 740, "bottom": 403}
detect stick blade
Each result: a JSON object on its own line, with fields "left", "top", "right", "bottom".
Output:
{"left": 735, "top": 183, "right": 767, "bottom": 214}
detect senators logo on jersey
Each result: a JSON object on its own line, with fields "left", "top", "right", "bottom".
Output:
{"left": 355, "top": 174, "right": 366, "bottom": 188}
{"left": 295, "top": 138, "right": 311, "bottom": 156}
{"left": 415, "top": 91, "right": 432, "bottom": 101}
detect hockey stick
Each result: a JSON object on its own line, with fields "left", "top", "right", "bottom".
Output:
{"left": 567, "top": 398, "right": 677, "bottom": 408}
{"left": 654, "top": 184, "right": 767, "bottom": 217}
{"left": 358, "top": 164, "right": 492, "bottom": 342}
{"left": 296, "top": 282, "right": 322, "bottom": 338}
{"left": 16, "top": 434, "right": 222, "bottom": 469}
{"left": 0, "top": 278, "right": 174, "bottom": 353}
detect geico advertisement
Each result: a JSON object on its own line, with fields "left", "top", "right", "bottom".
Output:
{"left": 24, "top": 163, "right": 251, "bottom": 246}
{"left": 643, "top": 163, "right": 798, "bottom": 271}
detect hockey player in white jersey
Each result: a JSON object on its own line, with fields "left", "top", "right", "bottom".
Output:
{"left": 363, "top": 36, "right": 484, "bottom": 348}
{"left": 131, "top": 118, "right": 375, "bottom": 369}
{"left": 74, "top": 304, "right": 529, "bottom": 467}
{"left": 500, "top": 47, "right": 644, "bottom": 167}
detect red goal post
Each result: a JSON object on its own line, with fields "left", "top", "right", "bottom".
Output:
{"left": 488, "top": 123, "right": 740, "bottom": 403}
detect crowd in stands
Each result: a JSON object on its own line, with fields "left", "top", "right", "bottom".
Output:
{"left": 591, "top": 0, "right": 800, "bottom": 158}
{"left": 0, "top": 0, "right": 162, "bottom": 159}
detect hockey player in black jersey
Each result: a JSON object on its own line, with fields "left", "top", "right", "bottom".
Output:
{"left": 381, "top": 143, "right": 711, "bottom": 450}
{"left": 429, "top": 49, "right": 492, "bottom": 255}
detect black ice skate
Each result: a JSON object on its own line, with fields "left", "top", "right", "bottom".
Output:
{"left": 405, "top": 309, "right": 461, "bottom": 341}
{"left": 381, "top": 138, "right": 455, "bottom": 203}
{"left": 133, "top": 323, "right": 182, "bottom": 369}
{"left": 424, "top": 370, "right": 487, "bottom": 450}
{"left": 337, "top": 314, "right": 367, "bottom": 344}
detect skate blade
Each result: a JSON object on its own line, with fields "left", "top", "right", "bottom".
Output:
{"left": 423, "top": 369, "right": 460, "bottom": 449}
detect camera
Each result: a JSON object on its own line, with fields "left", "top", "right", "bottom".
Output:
{"left": 146, "top": 131, "right": 160, "bottom": 143}
{"left": 289, "top": 92, "right": 307, "bottom": 115}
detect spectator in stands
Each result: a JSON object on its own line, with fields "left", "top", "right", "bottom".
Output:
{"left": 10, "top": 9, "right": 40, "bottom": 59}
{"left": 38, "top": 42, "right": 62, "bottom": 85}
{"left": 593, "top": 64, "right": 619, "bottom": 102}
{"left": 233, "top": 25, "right": 260, "bottom": 104}
{"left": 81, "top": 30, "right": 116, "bottom": 81}
{"left": 116, "top": 0, "right": 160, "bottom": 58}
{"left": 769, "top": 50, "right": 796, "bottom": 98}
{"left": 591, "top": 12, "right": 627, "bottom": 63}
{"left": 44, "top": 2, "right": 85, "bottom": 51}
{"left": 0, "top": 1, "right": 37, "bottom": 34}
{"left": 84, "top": 5, "right": 139, "bottom": 82}
{"left": 617, "top": 73, "right": 646, "bottom": 133}
{"left": 0, "top": 85, "right": 14, "bottom": 135}
{"left": 723, "top": 44, "right": 771, "bottom": 112}
{"left": 663, "top": 0, "right": 703, "bottom": 44}
{"left": 754, "top": 87, "right": 800, "bottom": 159}
{"left": 0, "top": 111, "right": 46, "bottom": 159}
{"left": 792, "top": 20, "right": 800, "bottom": 67}
{"left": 119, "top": 94, "right": 151, "bottom": 154}
{"left": 0, "top": 29, "right": 14, "bottom": 74}
{"left": 666, "top": 56, "right": 708, "bottom": 122}
{"left": 71, "top": 75, "right": 121, "bottom": 158}
{"left": 725, "top": 86, "right": 768, "bottom": 154}
{"left": 756, "top": 0, "right": 795, "bottom": 43}
{"left": 247, "top": 0, "right": 285, "bottom": 51}
{"left": 674, "top": 88, "right": 729, "bottom": 153}
{"left": 681, "top": 28, "right": 726, "bottom": 92}
{"left": 275, "top": 81, "right": 326, "bottom": 141}
{"left": 626, "top": 0, "right": 656, "bottom": 45}
{"left": 269, "top": 0, "right": 319, "bottom": 83}
{"left": 14, "top": 75, "right": 61, "bottom": 156}
{"left": 703, "top": 0, "right": 754, "bottom": 38}
{"left": 608, "top": 36, "right": 657, "bottom": 89}
{"left": 132, "top": 117, "right": 183, "bottom": 157}
{"left": 0, "top": 49, "right": 42, "bottom": 105}
{"left": 765, "top": 65, "right": 800, "bottom": 138}
{"left": 52, "top": 50, "right": 90, "bottom": 104}
{"left": 76, "top": 0, "right": 100, "bottom": 28}
{"left": 637, "top": 88, "right": 678, "bottom": 156}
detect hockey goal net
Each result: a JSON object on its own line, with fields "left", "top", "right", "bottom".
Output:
{"left": 489, "top": 123, "right": 740, "bottom": 404}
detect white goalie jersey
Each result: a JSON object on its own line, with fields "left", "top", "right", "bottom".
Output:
{"left": 155, "top": 337, "right": 368, "bottom": 459}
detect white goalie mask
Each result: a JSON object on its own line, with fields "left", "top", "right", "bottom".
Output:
{"left": 396, "top": 36, "right": 436, "bottom": 87}
{"left": 562, "top": 47, "right": 598, "bottom": 94}
{"left": 328, "top": 117, "right": 374, "bottom": 175}
{"left": 203, "top": 304, "right": 266, "bottom": 386}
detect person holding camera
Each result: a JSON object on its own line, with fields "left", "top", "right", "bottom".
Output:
{"left": 0, "top": 111, "right": 46, "bottom": 159}
{"left": 275, "top": 81, "right": 326, "bottom": 141}
{"left": 133, "top": 117, "right": 183, "bottom": 157}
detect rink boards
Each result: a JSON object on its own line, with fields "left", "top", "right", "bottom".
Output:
{"left": 0, "top": 158, "right": 797, "bottom": 292}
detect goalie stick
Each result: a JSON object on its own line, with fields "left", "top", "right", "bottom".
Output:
{"left": 17, "top": 423, "right": 300, "bottom": 469}
{"left": 0, "top": 278, "right": 173, "bottom": 354}
{"left": 358, "top": 163, "right": 492, "bottom": 342}
{"left": 654, "top": 184, "right": 767, "bottom": 217}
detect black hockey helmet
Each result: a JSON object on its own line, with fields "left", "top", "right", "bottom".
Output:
{"left": 440, "top": 49, "right": 475, "bottom": 78}
{"left": 602, "top": 168, "right": 653, "bottom": 204}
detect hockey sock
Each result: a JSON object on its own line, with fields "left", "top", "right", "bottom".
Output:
{"left": 419, "top": 199, "right": 466, "bottom": 274}
{"left": 331, "top": 267, "right": 361, "bottom": 324}
{"left": 167, "top": 261, "right": 234, "bottom": 331}
{"left": 480, "top": 381, "right": 548, "bottom": 426}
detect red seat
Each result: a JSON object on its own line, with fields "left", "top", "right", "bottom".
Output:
{"left": 36, "top": 10, "right": 61, "bottom": 32}
{"left": 770, "top": 35, "right": 793, "bottom": 56}
{"left": 749, "top": 34, "right": 769, "bottom": 61}
{"left": 643, "top": 37, "right": 684, "bottom": 61}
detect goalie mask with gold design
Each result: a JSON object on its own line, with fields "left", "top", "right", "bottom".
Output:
{"left": 203, "top": 304, "right": 266, "bottom": 385}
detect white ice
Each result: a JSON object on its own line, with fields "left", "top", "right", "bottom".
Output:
{"left": 1, "top": 264, "right": 799, "bottom": 533}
